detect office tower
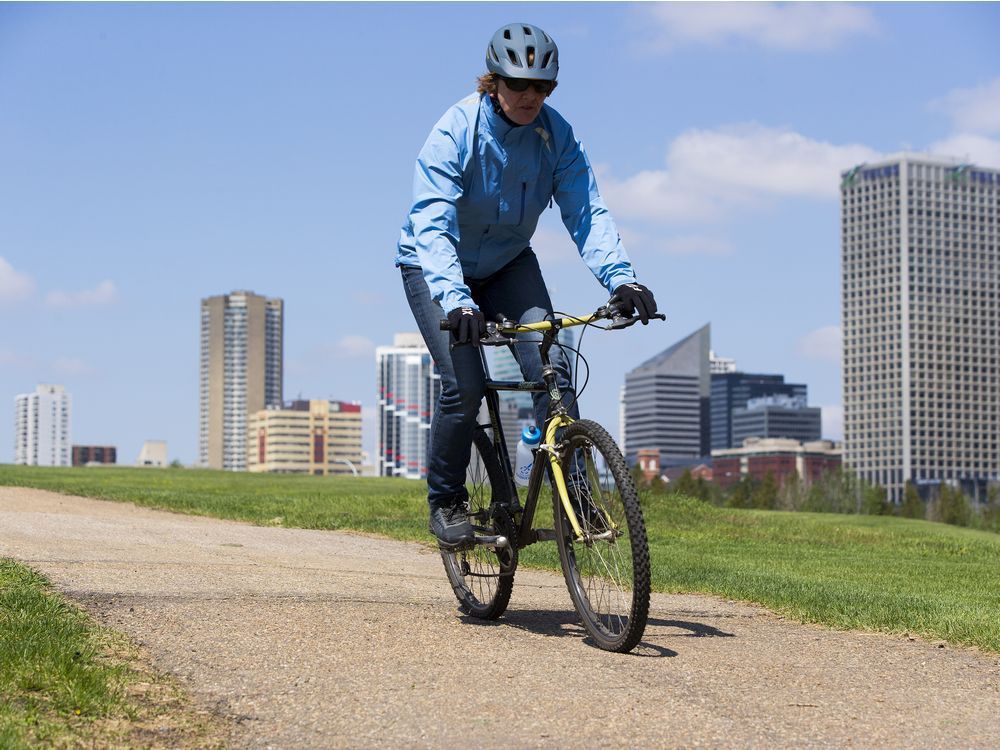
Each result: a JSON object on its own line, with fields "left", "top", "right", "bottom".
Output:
{"left": 842, "top": 155, "right": 1000, "bottom": 501}
{"left": 72, "top": 445, "right": 116, "bottom": 466}
{"left": 731, "top": 395, "right": 822, "bottom": 446}
{"left": 199, "top": 291, "right": 283, "bottom": 471}
{"left": 376, "top": 333, "right": 441, "bottom": 479}
{"left": 711, "top": 373, "right": 809, "bottom": 451}
{"left": 248, "top": 399, "right": 363, "bottom": 476}
{"left": 622, "top": 324, "right": 711, "bottom": 466}
{"left": 14, "top": 384, "right": 71, "bottom": 466}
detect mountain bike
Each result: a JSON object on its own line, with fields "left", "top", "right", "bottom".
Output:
{"left": 438, "top": 299, "right": 665, "bottom": 653}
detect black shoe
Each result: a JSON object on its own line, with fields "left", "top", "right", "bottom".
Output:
{"left": 429, "top": 498, "right": 475, "bottom": 549}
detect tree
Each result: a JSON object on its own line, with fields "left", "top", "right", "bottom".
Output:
{"left": 899, "top": 482, "right": 924, "bottom": 519}
{"left": 937, "top": 484, "right": 972, "bottom": 527}
{"left": 751, "top": 472, "right": 779, "bottom": 510}
{"left": 862, "top": 483, "right": 892, "bottom": 515}
{"left": 726, "top": 476, "right": 755, "bottom": 509}
{"left": 777, "top": 472, "right": 805, "bottom": 511}
{"left": 673, "top": 469, "right": 698, "bottom": 499}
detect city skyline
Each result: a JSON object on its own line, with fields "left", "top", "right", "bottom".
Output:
{"left": 2, "top": 4, "right": 998, "bottom": 464}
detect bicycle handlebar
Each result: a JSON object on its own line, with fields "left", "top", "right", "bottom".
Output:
{"left": 438, "top": 299, "right": 665, "bottom": 339}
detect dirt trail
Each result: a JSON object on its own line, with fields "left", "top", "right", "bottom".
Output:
{"left": 2, "top": 487, "right": 998, "bottom": 748}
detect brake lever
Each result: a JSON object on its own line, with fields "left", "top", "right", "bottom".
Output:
{"left": 607, "top": 312, "right": 667, "bottom": 330}
{"left": 441, "top": 320, "right": 515, "bottom": 348}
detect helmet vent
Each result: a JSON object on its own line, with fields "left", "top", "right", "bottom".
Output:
{"left": 541, "top": 51, "right": 552, "bottom": 69}
{"left": 523, "top": 26, "right": 533, "bottom": 36}
{"left": 503, "top": 29, "right": 511, "bottom": 40}
{"left": 506, "top": 48, "right": 521, "bottom": 66}
{"left": 526, "top": 46, "right": 535, "bottom": 66}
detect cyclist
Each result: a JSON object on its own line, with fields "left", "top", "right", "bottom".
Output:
{"left": 396, "top": 22, "right": 658, "bottom": 549}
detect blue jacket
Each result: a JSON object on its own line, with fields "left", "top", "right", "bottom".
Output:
{"left": 396, "top": 93, "right": 637, "bottom": 313}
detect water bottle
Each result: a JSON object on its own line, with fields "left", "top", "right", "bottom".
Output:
{"left": 514, "top": 425, "right": 542, "bottom": 487}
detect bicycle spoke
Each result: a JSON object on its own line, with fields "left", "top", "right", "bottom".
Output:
{"left": 555, "top": 420, "right": 650, "bottom": 652}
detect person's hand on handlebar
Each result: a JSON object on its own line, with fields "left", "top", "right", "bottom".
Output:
{"left": 612, "top": 282, "right": 658, "bottom": 325}
{"left": 446, "top": 306, "right": 487, "bottom": 347}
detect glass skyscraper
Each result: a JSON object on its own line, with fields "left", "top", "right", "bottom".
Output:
{"left": 376, "top": 334, "right": 441, "bottom": 479}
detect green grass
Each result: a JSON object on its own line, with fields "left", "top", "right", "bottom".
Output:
{"left": 0, "top": 558, "right": 224, "bottom": 748}
{"left": 2, "top": 465, "right": 998, "bottom": 653}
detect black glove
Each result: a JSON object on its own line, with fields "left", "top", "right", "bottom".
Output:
{"left": 446, "top": 306, "right": 486, "bottom": 346}
{"left": 613, "top": 282, "right": 658, "bottom": 325}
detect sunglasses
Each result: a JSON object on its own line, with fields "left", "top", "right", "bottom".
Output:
{"left": 500, "top": 76, "right": 557, "bottom": 95}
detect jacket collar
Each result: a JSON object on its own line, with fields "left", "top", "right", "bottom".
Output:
{"left": 481, "top": 93, "right": 520, "bottom": 140}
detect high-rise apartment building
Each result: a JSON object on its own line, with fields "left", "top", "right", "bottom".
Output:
{"left": 376, "top": 333, "right": 441, "bottom": 479}
{"left": 711, "top": 372, "right": 809, "bottom": 450}
{"left": 248, "top": 399, "right": 363, "bottom": 475}
{"left": 199, "top": 291, "right": 283, "bottom": 471}
{"left": 622, "top": 324, "right": 711, "bottom": 466}
{"left": 841, "top": 155, "right": 1000, "bottom": 501}
{"left": 14, "top": 384, "right": 71, "bottom": 466}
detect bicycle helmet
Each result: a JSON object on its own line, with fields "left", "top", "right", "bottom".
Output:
{"left": 486, "top": 23, "right": 558, "bottom": 81}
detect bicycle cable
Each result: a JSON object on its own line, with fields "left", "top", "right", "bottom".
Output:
{"left": 550, "top": 309, "right": 610, "bottom": 415}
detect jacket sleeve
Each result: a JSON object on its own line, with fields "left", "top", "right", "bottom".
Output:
{"left": 407, "top": 111, "right": 476, "bottom": 313}
{"left": 552, "top": 125, "right": 637, "bottom": 294}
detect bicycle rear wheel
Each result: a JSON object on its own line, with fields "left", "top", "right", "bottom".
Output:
{"left": 553, "top": 419, "right": 650, "bottom": 652}
{"left": 440, "top": 425, "right": 516, "bottom": 619}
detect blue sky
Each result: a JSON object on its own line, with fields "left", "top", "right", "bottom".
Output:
{"left": 2, "top": 2, "right": 999, "bottom": 465}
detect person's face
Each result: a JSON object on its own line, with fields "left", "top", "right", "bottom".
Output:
{"left": 495, "top": 77, "right": 553, "bottom": 125}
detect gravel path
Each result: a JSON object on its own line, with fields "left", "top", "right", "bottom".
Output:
{"left": 2, "top": 487, "right": 998, "bottom": 748}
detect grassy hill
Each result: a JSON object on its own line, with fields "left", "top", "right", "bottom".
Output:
{"left": 2, "top": 465, "right": 997, "bottom": 652}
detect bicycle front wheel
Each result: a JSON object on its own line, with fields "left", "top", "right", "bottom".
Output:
{"left": 553, "top": 419, "right": 650, "bottom": 652}
{"left": 440, "top": 425, "right": 516, "bottom": 620}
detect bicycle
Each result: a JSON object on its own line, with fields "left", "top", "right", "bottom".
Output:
{"left": 438, "top": 299, "right": 665, "bottom": 652}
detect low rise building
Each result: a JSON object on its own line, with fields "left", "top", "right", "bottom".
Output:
{"left": 712, "top": 437, "right": 841, "bottom": 488}
{"left": 72, "top": 445, "right": 117, "bottom": 466}
{"left": 248, "top": 399, "right": 362, "bottom": 476}
{"left": 137, "top": 441, "right": 168, "bottom": 467}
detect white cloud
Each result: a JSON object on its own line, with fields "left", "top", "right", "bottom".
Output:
{"left": 619, "top": 228, "right": 734, "bottom": 257}
{"left": 529, "top": 226, "right": 579, "bottom": 266}
{"left": 927, "top": 133, "right": 1000, "bottom": 168}
{"left": 929, "top": 77, "right": 1000, "bottom": 135}
{"left": 601, "top": 124, "right": 881, "bottom": 223}
{"left": 46, "top": 280, "right": 118, "bottom": 309}
{"left": 821, "top": 405, "right": 843, "bottom": 442}
{"left": 0, "top": 257, "right": 35, "bottom": 304}
{"left": 53, "top": 356, "right": 96, "bottom": 376}
{"left": 797, "top": 325, "right": 842, "bottom": 363}
{"left": 336, "top": 335, "right": 376, "bottom": 359}
{"left": 639, "top": 2, "right": 878, "bottom": 53}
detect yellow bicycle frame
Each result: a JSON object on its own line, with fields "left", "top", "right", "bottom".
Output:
{"left": 506, "top": 312, "right": 601, "bottom": 540}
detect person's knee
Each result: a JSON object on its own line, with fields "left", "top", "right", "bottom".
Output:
{"left": 440, "top": 382, "right": 484, "bottom": 418}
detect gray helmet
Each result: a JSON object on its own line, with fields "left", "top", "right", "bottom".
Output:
{"left": 486, "top": 23, "right": 558, "bottom": 81}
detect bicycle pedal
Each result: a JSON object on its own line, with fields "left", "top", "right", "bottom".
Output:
{"left": 474, "top": 534, "right": 509, "bottom": 549}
